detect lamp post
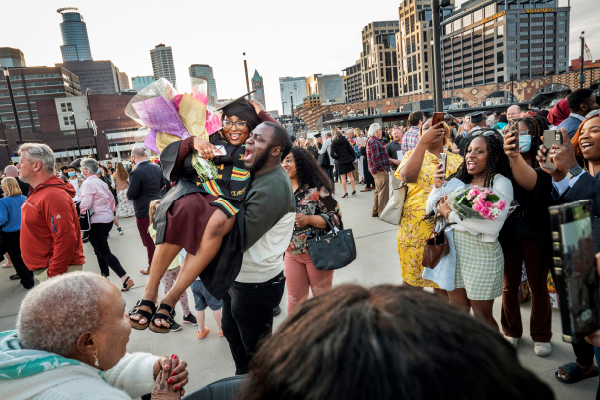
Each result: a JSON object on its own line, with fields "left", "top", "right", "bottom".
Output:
{"left": 579, "top": 32, "right": 586, "bottom": 89}
{"left": 3, "top": 68, "right": 22, "bottom": 144}
{"left": 86, "top": 88, "right": 100, "bottom": 157}
{"left": 243, "top": 52, "right": 251, "bottom": 93}
{"left": 290, "top": 92, "right": 295, "bottom": 132}
{"left": 431, "top": 0, "right": 444, "bottom": 112}
{"left": 71, "top": 111, "right": 82, "bottom": 156}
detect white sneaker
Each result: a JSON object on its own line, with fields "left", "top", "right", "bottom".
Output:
{"left": 504, "top": 336, "right": 519, "bottom": 349}
{"left": 534, "top": 342, "right": 552, "bottom": 357}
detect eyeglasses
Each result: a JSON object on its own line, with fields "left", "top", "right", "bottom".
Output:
{"left": 223, "top": 120, "right": 248, "bottom": 130}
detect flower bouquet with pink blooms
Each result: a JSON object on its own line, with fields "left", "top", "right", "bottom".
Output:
{"left": 447, "top": 185, "right": 516, "bottom": 221}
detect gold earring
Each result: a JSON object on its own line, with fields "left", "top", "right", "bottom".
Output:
{"left": 93, "top": 351, "right": 99, "bottom": 367}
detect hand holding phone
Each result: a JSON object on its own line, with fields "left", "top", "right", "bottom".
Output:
{"left": 212, "top": 145, "right": 227, "bottom": 156}
{"left": 542, "top": 129, "right": 563, "bottom": 171}
{"left": 432, "top": 112, "right": 444, "bottom": 127}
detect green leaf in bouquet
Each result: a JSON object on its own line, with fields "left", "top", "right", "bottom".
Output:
{"left": 487, "top": 194, "right": 500, "bottom": 202}
{"left": 192, "top": 151, "right": 219, "bottom": 182}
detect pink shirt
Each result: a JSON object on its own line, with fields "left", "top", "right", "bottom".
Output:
{"left": 79, "top": 175, "right": 115, "bottom": 224}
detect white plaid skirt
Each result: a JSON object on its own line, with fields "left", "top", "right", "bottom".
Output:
{"left": 453, "top": 230, "right": 504, "bottom": 300}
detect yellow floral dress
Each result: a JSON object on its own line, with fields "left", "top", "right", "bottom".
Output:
{"left": 395, "top": 150, "right": 463, "bottom": 287}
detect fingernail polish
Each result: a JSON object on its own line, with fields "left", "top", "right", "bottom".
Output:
{"left": 173, "top": 355, "right": 178, "bottom": 359}
{"left": 172, "top": 371, "right": 176, "bottom": 376}
{"left": 170, "top": 354, "right": 175, "bottom": 358}
{"left": 174, "top": 386, "right": 178, "bottom": 391}
{"left": 165, "top": 364, "right": 170, "bottom": 369}
{"left": 168, "top": 378, "right": 174, "bottom": 384}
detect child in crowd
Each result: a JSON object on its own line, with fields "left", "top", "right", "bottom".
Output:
{"left": 179, "top": 250, "right": 223, "bottom": 339}
{"left": 147, "top": 200, "right": 197, "bottom": 331}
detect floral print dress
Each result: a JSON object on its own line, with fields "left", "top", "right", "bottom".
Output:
{"left": 395, "top": 150, "right": 463, "bottom": 287}
{"left": 287, "top": 185, "right": 342, "bottom": 255}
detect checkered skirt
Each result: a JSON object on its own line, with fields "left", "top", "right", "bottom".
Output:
{"left": 453, "top": 230, "right": 504, "bottom": 300}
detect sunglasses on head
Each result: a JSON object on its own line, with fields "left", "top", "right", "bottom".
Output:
{"left": 471, "top": 130, "right": 495, "bottom": 137}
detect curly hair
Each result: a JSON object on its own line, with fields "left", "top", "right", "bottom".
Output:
{"left": 449, "top": 134, "right": 513, "bottom": 188}
{"left": 290, "top": 146, "right": 333, "bottom": 192}
{"left": 518, "top": 116, "right": 543, "bottom": 160}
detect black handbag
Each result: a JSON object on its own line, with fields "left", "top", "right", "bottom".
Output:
{"left": 307, "top": 215, "right": 356, "bottom": 271}
{"left": 317, "top": 150, "right": 330, "bottom": 167}
{"left": 74, "top": 201, "right": 94, "bottom": 232}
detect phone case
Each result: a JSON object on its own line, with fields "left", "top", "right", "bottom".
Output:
{"left": 542, "top": 130, "right": 563, "bottom": 171}
{"left": 507, "top": 119, "right": 519, "bottom": 150}
{"left": 440, "top": 153, "right": 447, "bottom": 177}
{"left": 549, "top": 200, "right": 600, "bottom": 343}
{"left": 432, "top": 113, "right": 444, "bottom": 126}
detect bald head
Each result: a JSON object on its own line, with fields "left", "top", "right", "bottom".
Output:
{"left": 131, "top": 148, "right": 147, "bottom": 158}
{"left": 507, "top": 105, "right": 521, "bottom": 119}
{"left": 4, "top": 165, "right": 18, "bottom": 177}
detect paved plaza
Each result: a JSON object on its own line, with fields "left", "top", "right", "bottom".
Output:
{"left": 0, "top": 182, "right": 596, "bottom": 399}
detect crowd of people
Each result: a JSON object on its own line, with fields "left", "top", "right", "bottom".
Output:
{"left": 1, "top": 88, "right": 600, "bottom": 399}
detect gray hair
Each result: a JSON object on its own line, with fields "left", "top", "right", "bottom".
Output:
{"left": 18, "top": 143, "right": 55, "bottom": 173}
{"left": 132, "top": 147, "right": 147, "bottom": 158}
{"left": 4, "top": 165, "right": 18, "bottom": 177}
{"left": 367, "top": 123, "right": 381, "bottom": 137}
{"left": 325, "top": 132, "right": 333, "bottom": 138}
{"left": 17, "top": 272, "right": 108, "bottom": 355}
{"left": 346, "top": 128, "right": 354, "bottom": 135}
{"left": 80, "top": 158, "right": 99, "bottom": 175}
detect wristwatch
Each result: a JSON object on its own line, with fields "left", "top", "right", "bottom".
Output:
{"left": 567, "top": 165, "right": 583, "bottom": 179}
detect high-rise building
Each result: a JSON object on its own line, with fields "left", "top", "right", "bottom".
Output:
{"left": 150, "top": 44, "right": 177, "bottom": 89}
{"left": 56, "top": 60, "right": 122, "bottom": 94}
{"left": 131, "top": 76, "right": 155, "bottom": 91}
{"left": 189, "top": 64, "right": 218, "bottom": 106}
{"left": 57, "top": 7, "right": 93, "bottom": 62}
{"left": 396, "top": 2, "right": 454, "bottom": 97}
{"left": 251, "top": 70, "right": 266, "bottom": 108}
{"left": 360, "top": 21, "right": 400, "bottom": 101}
{"left": 305, "top": 74, "right": 344, "bottom": 104}
{"left": 343, "top": 62, "right": 362, "bottom": 103}
{"left": 441, "top": 0, "right": 570, "bottom": 90}
{"left": 119, "top": 72, "right": 130, "bottom": 90}
{"left": 0, "top": 48, "right": 26, "bottom": 68}
{"left": 0, "top": 66, "right": 81, "bottom": 141}
{"left": 279, "top": 76, "right": 306, "bottom": 116}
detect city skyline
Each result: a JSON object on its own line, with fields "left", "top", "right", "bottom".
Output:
{"left": 1, "top": 0, "right": 597, "bottom": 114}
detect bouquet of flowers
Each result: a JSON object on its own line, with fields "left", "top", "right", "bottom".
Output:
{"left": 447, "top": 185, "right": 516, "bottom": 221}
{"left": 124, "top": 78, "right": 222, "bottom": 181}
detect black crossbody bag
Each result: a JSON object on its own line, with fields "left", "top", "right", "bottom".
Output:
{"left": 307, "top": 215, "right": 356, "bottom": 271}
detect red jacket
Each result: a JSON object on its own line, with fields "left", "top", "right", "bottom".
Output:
{"left": 21, "top": 175, "right": 85, "bottom": 277}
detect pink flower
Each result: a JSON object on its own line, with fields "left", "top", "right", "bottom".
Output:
{"left": 485, "top": 201, "right": 493, "bottom": 207}
{"left": 473, "top": 203, "right": 484, "bottom": 212}
{"left": 497, "top": 201, "right": 506, "bottom": 211}
{"left": 481, "top": 208, "right": 491, "bottom": 218}
{"left": 468, "top": 188, "right": 480, "bottom": 198}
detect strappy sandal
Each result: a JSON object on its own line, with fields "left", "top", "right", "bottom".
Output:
{"left": 121, "top": 277, "right": 134, "bottom": 292}
{"left": 128, "top": 299, "right": 157, "bottom": 330}
{"left": 149, "top": 303, "right": 176, "bottom": 334}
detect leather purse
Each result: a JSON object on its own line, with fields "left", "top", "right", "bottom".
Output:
{"left": 379, "top": 177, "right": 408, "bottom": 225}
{"left": 422, "top": 217, "right": 450, "bottom": 269}
{"left": 307, "top": 215, "right": 356, "bottom": 271}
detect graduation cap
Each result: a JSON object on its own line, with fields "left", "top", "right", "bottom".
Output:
{"left": 467, "top": 111, "right": 485, "bottom": 124}
{"left": 313, "top": 132, "right": 322, "bottom": 138}
{"left": 215, "top": 91, "right": 261, "bottom": 131}
{"left": 215, "top": 91, "right": 256, "bottom": 112}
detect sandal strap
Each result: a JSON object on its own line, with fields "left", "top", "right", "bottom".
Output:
{"left": 151, "top": 303, "right": 176, "bottom": 326}
{"left": 128, "top": 299, "right": 157, "bottom": 319}
{"left": 129, "top": 308, "right": 153, "bottom": 321}
{"left": 157, "top": 303, "right": 176, "bottom": 318}
{"left": 122, "top": 277, "right": 131, "bottom": 289}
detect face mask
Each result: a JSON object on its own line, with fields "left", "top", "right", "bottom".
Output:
{"left": 68, "top": 172, "right": 76, "bottom": 177}
{"left": 519, "top": 135, "right": 532, "bottom": 153}
{"left": 96, "top": 169, "right": 102, "bottom": 174}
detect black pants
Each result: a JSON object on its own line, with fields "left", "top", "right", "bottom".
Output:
{"left": 363, "top": 156, "right": 374, "bottom": 188}
{"left": 322, "top": 165, "right": 334, "bottom": 187}
{"left": 573, "top": 339, "right": 595, "bottom": 367}
{"left": 89, "top": 222, "right": 127, "bottom": 278}
{"left": 4, "top": 230, "right": 34, "bottom": 289}
{"left": 221, "top": 271, "right": 286, "bottom": 375}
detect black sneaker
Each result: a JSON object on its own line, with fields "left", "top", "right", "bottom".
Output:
{"left": 82, "top": 237, "right": 89, "bottom": 243}
{"left": 273, "top": 306, "right": 281, "bottom": 316}
{"left": 170, "top": 322, "right": 182, "bottom": 332}
{"left": 117, "top": 227, "right": 124, "bottom": 235}
{"left": 183, "top": 313, "right": 197, "bottom": 325}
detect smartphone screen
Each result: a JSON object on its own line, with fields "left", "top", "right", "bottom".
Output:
{"left": 212, "top": 145, "right": 227, "bottom": 156}
{"left": 440, "top": 153, "right": 447, "bottom": 177}
{"left": 559, "top": 203, "right": 600, "bottom": 338}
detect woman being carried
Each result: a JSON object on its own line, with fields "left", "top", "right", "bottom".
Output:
{"left": 129, "top": 98, "right": 278, "bottom": 333}
{"left": 427, "top": 132, "right": 514, "bottom": 329}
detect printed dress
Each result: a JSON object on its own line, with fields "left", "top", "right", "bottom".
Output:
{"left": 115, "top": 189, "right": 135, "bottom": 218}
{"left": 395, "top": 150, "right": 463, "bottom": 288}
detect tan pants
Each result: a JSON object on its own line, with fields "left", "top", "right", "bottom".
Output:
{"left": 352, "top": 162, "right": 359, "bottom": 182}
{"left": 372, "top": 172, "right": 390, "bottom": 216}
{"left": 34, "top": 264, "right": 84, "bottom": 282}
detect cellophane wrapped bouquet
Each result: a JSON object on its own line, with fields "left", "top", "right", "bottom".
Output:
{"left": 447, "top": 185, "right": 517, "bottom": 221}
{"left": 125, "top": 78, "right": 222, "bottom": 181}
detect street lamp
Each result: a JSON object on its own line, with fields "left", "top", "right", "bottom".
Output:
{"left": 3, "top": 68, "right": 23, "bottom": 144}
{"left": 290, "top": 92, "right": 295, "bottom": 132}
{"left": 86, "top": 88, "right": 100, "bottom": 157}
{"left": 71, "top": 111, "right": 82, "bottom": 156}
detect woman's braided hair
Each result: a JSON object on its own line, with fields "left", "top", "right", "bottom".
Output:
{"left": 449, "top": 133, "right": 513, "bottom": 188}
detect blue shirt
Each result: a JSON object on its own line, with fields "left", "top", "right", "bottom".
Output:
{"left": 0, "top": 195, "right": 26, "bottom": 232}
{"left": 558, "top": 114, "right": 586, "bottom": 139}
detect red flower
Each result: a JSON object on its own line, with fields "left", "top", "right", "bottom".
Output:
{"left": 310, "top": 192, "right": 320, "bottom": 201}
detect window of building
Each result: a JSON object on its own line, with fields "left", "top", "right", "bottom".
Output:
{"left": 531, "top": 30, "right": 543, "bottom": 35}
{"left": 519, "top": 48, "right": 528, "bottom": 53}
{"left": 559, "top": 36, "right": 567, "bottom": 42}
{"left": 559, "top": 62, "right": 567, "bottom": 67}
{"left": 497, "top": 42, "right": 504, "bottom": 48}
{"left": 497, "top": 25, "right": 504, "bottom": 38}
{"left": 531, "top": 21, "right": 543, "bottom": 26}
{"left": 509, "top": 49, "right": 517, "bottom": 62}
{"left": 445, "top": 24, "right": 452, "bottom": 35}
{"left": 453, "top": 19, "right": 462, "bottom": 31}
{"left": 509, "top": 23, "right": 517, "bottom": 36}
{"left": 424, "top": 52, "right": 428, "bottom": 63}
{"left": 559, "top": 46, "right": 566, "bottom": 58}
{"left": 484, "top": 3, "right": 496, "bottom": 18}
{"left": 474, "top": 9, "right": 483, "bottom": 23}
{"left": 519, "top": 22, "right": 529, "bottom": 27}
{"left": 559, "top": 20, "right": 567, "bottom": 33}
{"left": 520, "top": 57, "right": 529, "bottom": 62}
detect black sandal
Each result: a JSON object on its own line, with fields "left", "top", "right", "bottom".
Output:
{"left": 149, "top": 303, "right": 176, "bottom": 334}
{"left": 9, "top": 274, "right": 20, "bottom": 280}
{"left": 128, "top": 299, "right": 157, "bottom": 330}
{"left": 121, "top": 277, "right": 134, "bottom": 292}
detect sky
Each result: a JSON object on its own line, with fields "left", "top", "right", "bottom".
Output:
{"left": 3, "top": 0, "right": 598, "bottom": 114}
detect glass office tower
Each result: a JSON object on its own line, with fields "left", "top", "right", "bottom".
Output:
{"left": 57, "top": 8, "right": 93, "bottom": 62}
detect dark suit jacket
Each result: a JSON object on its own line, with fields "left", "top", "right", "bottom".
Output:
{"left": 127, "top": 160, "right": 166, "bottom": 219}
{"left": 562, "top": 171, "right": 600, "bottom": 252}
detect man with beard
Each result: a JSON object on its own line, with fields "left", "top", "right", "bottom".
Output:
{"left": 221, "top": 121, "right": 296, "bottom": 375}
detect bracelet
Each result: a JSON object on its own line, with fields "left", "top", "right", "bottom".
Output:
{"left": 444, "top": 210, "right": 452, "bottom": 219}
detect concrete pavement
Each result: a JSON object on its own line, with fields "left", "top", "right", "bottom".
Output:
{"left": 0, "top": 181, "right": 596, "bottom": 399}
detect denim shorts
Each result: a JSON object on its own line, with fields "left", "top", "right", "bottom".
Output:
{"left": 191, "top": 279, "right": 223, "bottom": 311}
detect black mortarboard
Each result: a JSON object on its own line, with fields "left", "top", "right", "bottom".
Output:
{"left": 313, "top": 132, "right": 322, "bottom": 138}
{"left": 216, "top": 91, "right": 261, "bottom": 131}
{"left": 467, "top": 111, "right": 485, "bottom": 124}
